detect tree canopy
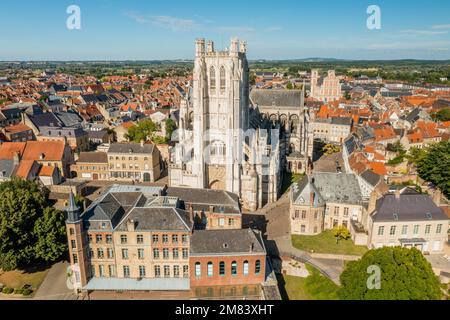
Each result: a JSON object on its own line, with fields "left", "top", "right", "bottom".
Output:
{"left": 125, "top": 119, "right": 158, "bottom": 143}
{"left": 0, "top": 179, "right": 67, "bottom": 271}
{"left": 339, "top": 247, "right": 442, "bottom": 300}
{"left": 410, "top": 141, "right": 450, "bottom": 198}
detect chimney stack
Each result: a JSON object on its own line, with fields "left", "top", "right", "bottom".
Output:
{"left": 127, "top": 219, "right": 136, "bottom": 232}
{"left": 310, "top": 192, "right": 315, "bottom": 205}
{"left": 395, "top": 188, "right": 401, "bottom": 200}
{"left": 433, "top": 189, "right": 441, "bottom": 206}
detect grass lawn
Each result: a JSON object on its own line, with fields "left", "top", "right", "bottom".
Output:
{"left": 0, "top": 267, "right": 50, "bottom": 292}
{"left": 292, "top": 230, "right": 368, "bottom": 256}
{"left": 278, "top": 264, "right": 340, "bottom": 300}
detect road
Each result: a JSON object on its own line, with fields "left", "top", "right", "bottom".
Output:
{"left": 33, "top": 262, "right": 79, "bottom": 300}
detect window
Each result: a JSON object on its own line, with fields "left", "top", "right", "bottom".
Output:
{"left": 301, "top": 225, "right": 306, "bottom": 233}
{"left": 243, "top": 261, "right": 249, "bottom": 276}
{"left": 402, "top": 225, "right": 408, "bottom": 235}
{"left": 163, "top": 248, "right": 169, "bottom": 260}
{"left": 138, "top": 248, "right": 144, "bottom": 259}
{"left": 71, "top": 240, "right": 76, "bottom": 249}
{"left": 162, "top": 234, "right": 169, "bottom": 244}
{"left": 203, "top": 262, "right": 212, "bottom": 279}
{"left": 154, "top": 265, "right": 161, "bottom": 278}
{"left": 195, "top": 262, "right": 201, "bottom": 277}
{"left": 174, "top": 265, "right": 180, "bottom": 278}
{"left": 72, "top": 254, "right": 78, "bottom": 264}
{"left": 378, "top": 226, "right": 384, "bottom": 236}
{"left": 210, "top": 66, "right": 216, "bottom": 90}
{"left": 164, "top": 265, "right": 170, "bottom": 278}
{"left": 106, "top": 235, "right": 112, "bottom": 244}
{"left": 182, "top": 234, "right": 189, "bottom": 244}
{"left": 425, "top": 225, "right": 431, "bottom": 234}
{"left": 413, "top": 225, "right": 419, "bottom": 235}
{"left": 231, "top": 261, "right": 237, "bottom": 276}
{"left": 120, "top": 235, "right": 127, "bottom": 244}
{"left": 152, "top": 234, "right": 159, "bottom": 244}
{"left": 437, "top": 224, "right": 443, "bottom": 234}
{"left": 219, "top": 218, "right": 225, "bottom": 227}
{"left": 255, "top": 260, "right": 261, "bottom": 275}
{"left": 98, "top": 265, "right": 105, "bottom": 277}
{"left": 314, "top": 211, "right": 318, "bottom": 220}
{"left": 390, "top": 226, "right": 396, "bottom": 236}
{"left": 69, "top": 228, "right": 75, "bottom": 235}
{"left": 173, "top": 248, "right": 179, "bottom": 260}
{"left": 301, "top": 211, "right": 307, "bottom": 219}
{"left": 108, "top": 265, "right": 116, "bottom": 277}
{"left": 219, "top": 261, "right": 225, "bottom": 276}
{"left": 172, "top": 235, "right": 178, "bottom": 243}
{"left": 107, "top": 248, "right": 114, "bottom": 259}
{"left": 121, "top": 249, "right": 128, "bottom": 260}
{"left": 87, "top": 234, "right": 92, "bottom": 243}
{"left": 228, "top": 218, "right": 233, "bottom": 226}
{"left": 334, "top": 207, "right": 340, "bottom": 217}
{"left": 219, "top": 66, "right": 226, "bottom": 93}
{"left": 344, "top": 207, "right": 349, "bottom": 217}
{"left": 182, "top": 248, "right": 189, "bottom": 259}
{"left": 139, "top": 266, "right": 146, "bottom": 278}
{"left": 137, "top": 234, "right": 144, "bottom": 244}
{"left": 153, "top": 248, "right": 160, "bottom": 259}
{"left": 96, "top": 234, "right": 102, "bottom": 243}
{"left": 294, "top": 210, "right": 299, "bottom": 219}
{"left": 123, "top": 266, "right": 130, "bottom": 278}
{"left": 88, "top": 249, "right": 94, "bottom": 259}
{"left": 97, "top": 248, "right": 104, "bottom": 259}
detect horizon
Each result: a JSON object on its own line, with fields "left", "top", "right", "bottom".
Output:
{"left": 1, "top": 0, "right": 450, "bottom": 61}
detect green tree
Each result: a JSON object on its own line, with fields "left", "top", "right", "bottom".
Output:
{"left": 286, "top": 82, "right": 294, "bottom": 90}
{"left": 165, "top": 118, "right": 177, "bottom": 140}
{"left": 431, "top": 108, "right": 450, "bottom": 122}
{"left": 125, "top": 119, "right": 158, "bottom": 143}
{"left": 331, "top": 227, "right": 350, "bottom": 244}
{"left": 33, "top": 207, "right": 67, "bottom": 263}
{"left": 0, "top": 179, "right": 67, "bottom": 270}
{"left": 339, "top": 247, "right": 442, "bottom": 300}
{"left": 412, "top": 141, "right": 450, "bottom": 198}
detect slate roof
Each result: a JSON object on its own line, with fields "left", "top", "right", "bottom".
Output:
{"left": 360, "top": 169, "right": 382, "bottom": 187}
{"left": 115, "top": 207, "right": 192, "bottom": 232}
{"left": 28, "top": 112, "right": 62, "bottom": 128}
{"left": 108, "top": 143, "right": 155, "bottom": 154}
{"left": 82, "top": 193, "right": 127, "bottom": 228}
{"left": 54, "top": 111, "right": 83, "bottom": 127}
{"left": 250, "top": 89, "right": 303, "bottom": 108}
{"left": 331, "top": 117, "right": 352, "bottom": 126}
{"left": 190, "top": 229, "right": 265, "bottom": 256}
{"left": 372, "top": 190, "right": 449, "bottom": 222}
{"left": 291, "top": 175, "right": 325, "bottom": 207}
{"left": 0, "top": 159, "right": 17, "bottom": 178}
{"left": 167, "top": 187, "right": 240, "bottom": 209}
{"left": 77, "top": 152, "right": 108, "bottom": 163}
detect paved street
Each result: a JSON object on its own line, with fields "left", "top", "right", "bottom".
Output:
{"left": 33, "top": 262, "right": 78, "bottom": 300}
{"left": 254, "top": 189, "right": 346, "bottom": 284}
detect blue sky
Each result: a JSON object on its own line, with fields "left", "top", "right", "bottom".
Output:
{"left": 1, "top": 0, "right": 450, "bottom": 60}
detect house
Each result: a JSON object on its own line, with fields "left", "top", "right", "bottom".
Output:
{"left": 65, "top": 185, "right": 268, "bottom": 299}
{"left": 367, "top": 188, "right": 449, "bottom": 253}
{"left": 107, "top": 142, "right": 161, "bottom": 182}
{"left": 70, "top": 152, "right": 109, "bottom": 180}
{"left": 0, "top": 123, "right": 35, "bottom": 142}
{"left": 290, "top": 172, "right": 364, "bottom": 235}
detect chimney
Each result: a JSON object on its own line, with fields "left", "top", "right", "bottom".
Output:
{"left": 395, "top": 188, "right": 401, "bottom": 200}
{"left": 209, "top": 205, "right": 214, "bottom": 214}
{"left": 127, "top": 219, "right": 135, "bottom": 232}
{"left": 140, "top": 140, "right": 145, "bottom": 147}
{"left": 249, "top": 242, "right": 254, "bottom": 252}
{"left": 433, "top": 189, "right": 441, "bottom": 206}
{"left": 310, "top": 192, "right": 315, "bottom": 205}
{"left": 368, "top": 190, "right": 380, "bottom": 214}
{"left": 13, "top": 151, "right": 20, "bottom": 164}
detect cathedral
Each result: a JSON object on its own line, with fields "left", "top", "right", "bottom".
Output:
{"left": 169, "top": 38, "right": 313, "bottom": 211}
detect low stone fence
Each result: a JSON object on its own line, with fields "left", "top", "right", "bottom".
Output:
{"left": 310, "top": 253, "right": 361, "bottom": 261}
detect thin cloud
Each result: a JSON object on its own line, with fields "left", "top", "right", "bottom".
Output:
{"left": 431, "top": 24, "right": 450, "bottom": 30}
{"left": 400, "top": 29, "right": 448, "bottom": 35}
{"left": 152, "top": 15, "right": 201, "bottom": 32}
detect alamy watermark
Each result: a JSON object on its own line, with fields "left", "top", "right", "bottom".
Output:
{"left": 66, "top": 5, "right": 81, "bottom": 30}
{"left": 367, "top": 5, "right": 381, "bottom": 30}
{"left": 367, "top": 265, "right": 381, "bottom": 290}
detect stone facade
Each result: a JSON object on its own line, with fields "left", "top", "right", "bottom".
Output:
{"left": 310, "top": 69, "right": 342, "bottom": 102}
{"left": 170, "top": 38, "right": 312, "bottom": 211}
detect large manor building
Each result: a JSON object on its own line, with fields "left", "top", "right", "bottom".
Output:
{"left": 66, "top": 185, "right": 276, "bottom": 299}
{"left": 169, "top": 38, "right": 313, "bottom": 211}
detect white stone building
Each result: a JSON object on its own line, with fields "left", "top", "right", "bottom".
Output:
{"left": 169, "top": 38, "right": 312, "bottom": 211}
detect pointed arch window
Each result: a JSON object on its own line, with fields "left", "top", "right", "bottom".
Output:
{"left": 220, "top": 66, "right": 226, "bottom": 93}
{"left": 210, "top": 67, "right": 216, "bottom": 91}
